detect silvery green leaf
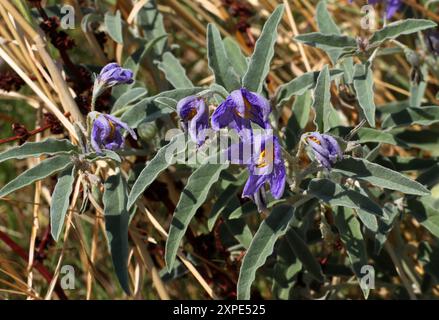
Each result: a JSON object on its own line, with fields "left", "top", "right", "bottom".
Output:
{"left": 128, "top": 133, "right": 184, "bottom": 209}
{"left": 382, "top": 106, "right": 439, "bottom": 128}
{"left": 285, "top": 91, "right": 311, "bottom": 149}
{"left": 369, "top": 19, "right": 437, "bottom": 45}
{"left": 121, "top": 88, "right": 204, "bottom": 128}
{"left": 105, "top": 10, "right": 123, "bottom": 44}
{"left": 228, "top": 199, "right": 285, "bottom": 220}
{"left": 86, "top": 150, "right": 122, "bottom": 163}
{"left": 374, "top": 203, "right": 399, "bottom": 254}
{"left": 333, "top": 156, "right": 430, "bottom": 196}
{"left": 334, "top": 207, "right": 370, "bottom": 299}
{"left": 328, "top": 127, "right": 404, "bottom": 146}
{"left": 410, "top": 64, "right": 428, "bottom": 108}
{"left": 112, "top": 87, "right": 148, "bottom": 113}
{"left": 157, "top": 52, "right": 193, "bottom": 89}
{"left": 103, "top": 171, "right": 132, "bottom": 295}
{"left": 237, "top": 205, "right": 295, "bottom": 300}
{"left": 0, "top": 139, "right": 77, "bottom": 163}
{"left": 242, "top": 4, "right": 284, "bottom": 93}
{"left": 312, "top": 65, "right": 331, "bottom": 132}
{"left": 207, "top": 182, "right": 243, "bottom": 231}
{"left": 315, "top": 0, "right": 343, "bottom": 63}
{"left": 137, "top": 2, "right": 167, "bottom": 55}
{"left": 165, "top": 163, "right": 228, "bottom": 270}
{"left": 308, "top": 178, "right": 384, "bottom": 218}
{"left": 223, "top": 37, "right": 248, "bottom": 78}
{"left": 295, "top": 32, "right": 357, "bottom": 49}
{"left": 122, "top": 35, "right": 168, "bottom": 77}
{"left": 154, "top": 97, "right": 178, "bottom": 110}
{"left": 0, "top": 155, "right": 72, "bottom": 198}
{"left": 50, "top": 165, "right": 75, "bottom": 241}
{"left": 353, "top": 63, "right": 376, "bottom": 127}
{"left": 284, "top": 227, "right": 324, "bottom": 282}
{"left": 207, "top": 24, "right": 241, "bottom": 91}
{"left": 408, "top": 196, "right": 439, "bottom": 238}
{"left": 275, "top": 69, "right": 343, "bottom": 107}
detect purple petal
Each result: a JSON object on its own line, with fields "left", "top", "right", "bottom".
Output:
{"left": 177, "top": 96, "right": 197, "bottom": 120}
{"left": 91, "top": 115, "right": 111, "bottom": 153}
{"left": 386, "top": 0, "right": 401, "bottom": 19}
{"left": 104, "top": 114, "right": 137, "bottom": 140}
{"left": 188, "top": 99, "right": 209, "bottom": 145}
{"left": 104, "top": 130, "right": 124, "bottom": 150}
{"left": 322, "top": 134, "right": 342, "bottom": 159}
{"left": 270, "top": 162, "right": 286, "bottom": 199}
{"left": 211, "top": 99, "right": 234, "bottom": 130}
{"left": 241, "top": 88, "right": 271, "bottom": 128}
{"left": 314, "top": 151, "right": 332, "bottom": 169}
{"left": 100, "top": 62, "right": 119, "bottom": 75}
{"left": 242, "top": 172, "right": 268, "bottom": 198}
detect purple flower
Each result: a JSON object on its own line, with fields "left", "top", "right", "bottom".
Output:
{"left": 97, "top": 63, "right": 134, "bottom": 87}
{"left": 240, "top": 134, "right": 286, "bottom": 212}
{"left": 425, "top": 30, "right": 439, "bottom": 56}
{"left": 177, "top": 96, "right": 209, "bottom": 146}
{"left": 368, "top": 0, "right": 402, "bottom": 19}
{"left": 90, "top": 113, "right": 137, "bottom": 154}
{"left": 304, "top": 132, "right": 342, "bottom": 170}
{"left": 211, "top": 88, "right": 271, "bottom": 136}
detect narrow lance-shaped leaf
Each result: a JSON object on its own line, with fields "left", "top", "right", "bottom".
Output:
{"left": 207, "top": 23, "right": 241, "bottom": 91}
{"left": 242, "top": 4, "right": 284, "bottom": 93}
{"left": 237, "top": 205, "right": 295, "bottom": 300}
{"left": 0, "top": 155, "right": 73, "bottom": 198}
{"left": 165, "top": 163, "right": 228, "bottom": 270}
{"left": 50, "top": 166, "right": 75, "bottom": 241}
{"left": 333, "top": 156, "right": 430, "bottom": 196}
{"left": 285, "top": 91, "right": 311, "bottom": 149}
{"left": 121, "top": 87, "right": 204, "bottom": 128}
{"left": 295, "top": 32, "right": 357, "bottom": 49}
{"left": 410, "top": 64, "right": 427, "bottom": 108}
{"left": 223, "top": 37, "right": 248, "bottom": 78}
{"left": 382, "top": 106, "right": 439, "bottom": 128}
{"left": 112, "top": 87, "right": 148, "bottom": 113}
{"left": 408, "top": 197, "right": 439, "bottom": 239}
{"left": 0, "top": 139, "right": 77, "bottom": 163}
{"left": 103, "top": 171, "right": 131, "bottom": 295}
{"left": 128, "top": 133, "right": 184, "bottom": 209}
{"left": 313, "top": 65, "right": 331, "bottom": 132}
{"left": 369, "top": 19, "right": 437, "bottom": 45}
{"left": 353, "top": 63, "right": 376, "bottom": 127}
{"left": 157, "top": 52, "right": 194, "bottom": 89}
{"left": 284, "top": 227, "right": 324, "bottom": 282}
{"left": 275, "top": 69, "right": 343, "bottom": 107}
{"left": 315, "top": 0, "right": 342, "bottom": 63}
{"left": 105, "top": 10, "right": 123, "bottom": 44}
{"left": 334, "top": 207, "right": 370, "bottom": 299}
{"left": 308, "top": 178, "right": 384, "bottom": 218}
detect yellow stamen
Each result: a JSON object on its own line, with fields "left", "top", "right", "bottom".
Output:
{"left": 307, "top": 135, "right": 321, "bottom": 145}
{"left": 235, "top": 97, "right": 253, "bottom": 119}
{"left": 184, "top": 108, "right": 197, "bottom": 121}
{"left": 108, "top": 120, "right": 116, "bottom": 139}
{"left": 256, "top": 149, "right": 268, "bottom": 168}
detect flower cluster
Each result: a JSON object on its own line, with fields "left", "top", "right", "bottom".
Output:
{"left": 88, "top": 63, "right": 137, "bottom": 154}
{"left": 177, "top": 88, "right": 286, "bottom": 212}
